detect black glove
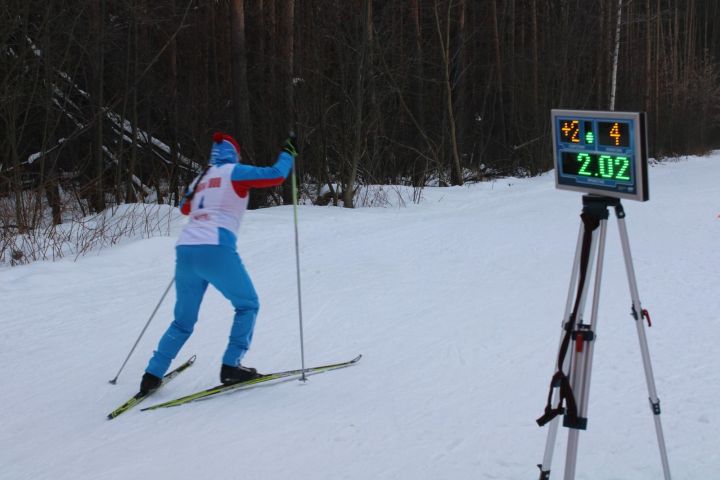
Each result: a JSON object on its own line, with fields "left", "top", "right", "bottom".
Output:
{"left": 282, "top": 132, "right": 298, "bottom": 157}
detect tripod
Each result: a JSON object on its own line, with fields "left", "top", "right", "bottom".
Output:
{"left": 536, "top": 195, "right": 671, "bottom": 480}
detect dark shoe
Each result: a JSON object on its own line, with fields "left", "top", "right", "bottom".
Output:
{"left": 220, "top": 364, "right": 261, "bottom": 384}
{"left": 140, "top": 372, "right": 162, "bottom": 394}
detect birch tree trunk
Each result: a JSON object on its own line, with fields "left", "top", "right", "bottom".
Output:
{"left": 609, "top": 0, "right": 623, "bottom": 111}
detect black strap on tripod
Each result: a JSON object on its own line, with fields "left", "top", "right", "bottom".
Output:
{"left": 536, "top": 211, "right": 601, "bottom": 427}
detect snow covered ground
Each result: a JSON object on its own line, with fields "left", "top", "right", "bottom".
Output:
{"left": 1, "top": 155, "right": 718, "bottom": 480}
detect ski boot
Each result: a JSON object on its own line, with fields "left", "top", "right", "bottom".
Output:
{"left": 220, "top": 364, "right": 261, "bottom": 384}
{"left": 139, "top": 372, "right": 162, "bottom": 395}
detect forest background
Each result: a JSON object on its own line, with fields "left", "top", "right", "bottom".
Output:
{"left": 1, "top": 0, "right": 719, "bottom": 264}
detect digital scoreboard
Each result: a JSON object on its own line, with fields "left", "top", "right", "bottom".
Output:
{"left": 552, "top": 109, "right": 649, "bottom": 201}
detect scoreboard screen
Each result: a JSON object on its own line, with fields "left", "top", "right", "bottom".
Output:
{"left": 552, "top": 109, "right": 649, "bottom": 201}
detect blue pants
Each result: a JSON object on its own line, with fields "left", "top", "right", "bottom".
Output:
{"left": 146, "top": 245, "right": 259, "bottom": 378}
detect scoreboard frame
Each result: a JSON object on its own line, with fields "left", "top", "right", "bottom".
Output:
{"left": 552, "top": 109, "right": 649, "bottom": 202}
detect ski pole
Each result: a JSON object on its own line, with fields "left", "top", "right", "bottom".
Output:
{"left": 108, "top": 276, "right": 175, "bottom": 384}
{"left": 289, "top": 133, "right": 307, "bottom": 382}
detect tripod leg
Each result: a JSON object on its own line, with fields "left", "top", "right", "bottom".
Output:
{"left": 564, "top": 218, "right": 609, "bottom": 480}
{"left": 616, "top": 214, "right": 672, "bottom": 480}
{"left": 538, "top": 225, "right": 585, "bottom": 479}
{"left": 539, "top": 216, "right": 603, "bottom": 479}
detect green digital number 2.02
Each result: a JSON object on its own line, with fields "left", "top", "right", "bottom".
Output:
{"left": 577, "top": 153, "right": 592, "bottom": 176}
{"left": 576, "top": 153, "right": 631, "bottom": 180}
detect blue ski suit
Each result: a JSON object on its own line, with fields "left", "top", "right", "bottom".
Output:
{"left": 145, "top": 133, "right": 294, "bottom": 378}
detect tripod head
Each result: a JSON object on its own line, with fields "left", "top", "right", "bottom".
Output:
{"left": 582, "top": 194, "right": 626, "bottom": 220}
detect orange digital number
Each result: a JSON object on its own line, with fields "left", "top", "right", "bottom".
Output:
{"left": 561, "top": 120, "right": 580, "bottom": 143}
{"left": 609, "top": 122, "right": 621, "bottom": 146}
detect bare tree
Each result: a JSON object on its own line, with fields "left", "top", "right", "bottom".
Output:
{"left": 89, "top": 0, "right": 107, "bottom": 212}
{"left": 2, "top": 0, "right": 720, "bottom": 240}
{"left": 433, "top": 0, "right": 463, "bottom": 186}
{"left": 230, "top": 0, "right": 254, "bottom": 160}
{"left": 277, "top": 0, "right": 295, "bottom": 204}
{"left": 339, "top": 0, "right": 373, "bottom": 208}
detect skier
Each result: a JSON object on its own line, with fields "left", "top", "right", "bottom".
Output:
{"left": 140, "top": 132, "right": 297, "bottom": 394}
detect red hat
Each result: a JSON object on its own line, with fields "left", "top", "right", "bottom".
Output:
{"left": 211, "top": 132, "right": 241, "bottom": 164}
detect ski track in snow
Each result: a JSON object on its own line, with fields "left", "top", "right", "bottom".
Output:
{"left": 1, "top": 156, "right": 719, "bottom": 479}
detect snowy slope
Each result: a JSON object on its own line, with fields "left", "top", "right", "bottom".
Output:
{"left": 1, "top": 155, "right": 718, "bottom": 480}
